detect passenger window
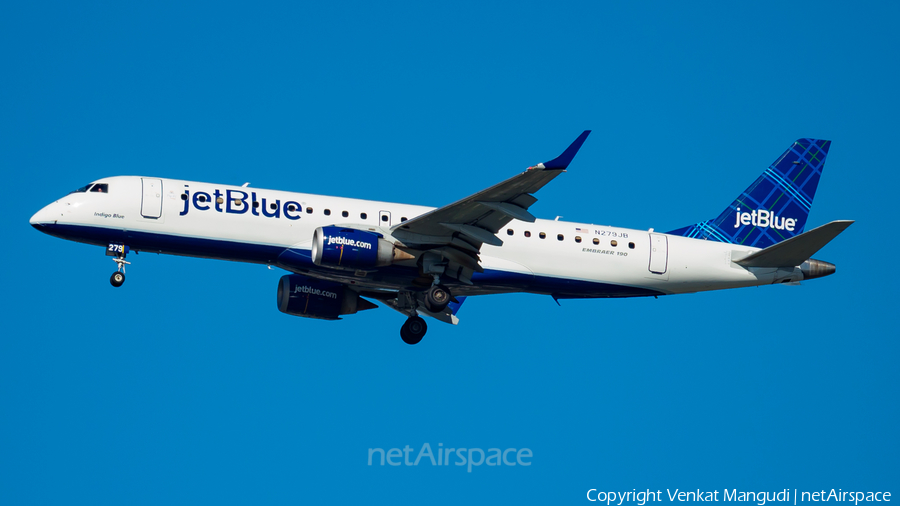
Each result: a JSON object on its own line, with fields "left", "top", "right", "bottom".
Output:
{"left": 233, "top": 199, "right": 242, "bottom": 206}
{"left": 524, "top": 231, "right": 531, "bottom": 238}
{"left": 216, "top": 197, "right": 224, "bottom": 204}
{"left": 288, "top": 204, "right": 297, "bottom": 212}
{"left": 593, "top": 238, "right": 599, "bottom": 245}
{"left": 199, "top": 195, "right": 207, "bottom": 202}
{"left": 381, "top": 215, "right": 388, "bottom": 222}
{"left": 361, "top": 213, "right": 367, "bottom": 220}
{"left": 628, "top": 242, "right": 635, "bottom": 249}
{"left": 269, "top": 203, "right": 277, "bottom": 210}
{"left": 181, "top": 193, "right": 188, "bottom": 201}
{"left": 306, "top": 207, "right": 313, "bottom": 214}
{"left": 539, "top": 232, "right": 546, "bottom": 239}
{"left": 557, "top": 234, "right": 564, "bottom": 241}
{"left": 611, "top": 240, "right": 618, "bottom": 247}
{"left": 575, "top": 236, "right": 582, "bottom": 243}
{"left": 342, "top": 211, "right": 349, "bottom": 218}
{"left": 324, "top": 209, "right": 331, "bottom": 216}
{"left": 252, "top": 201, "right": 259, "bottom": 208}
{"left": 90, "top": 184, "right": 108, "bottom": 193}
{"left": 507, "top": 229, "right": 514, "bottom": 236}
{"left": 401, "top": 217, "right": 408, "bottom": 222}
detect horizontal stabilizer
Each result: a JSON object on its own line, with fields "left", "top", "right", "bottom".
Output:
{"left": 735, "top": 220, "right": 854, "bottom": 268}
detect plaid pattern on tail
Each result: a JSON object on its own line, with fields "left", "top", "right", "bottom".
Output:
{"left": 668, "top": 139, "right": 830, "bottom": 249}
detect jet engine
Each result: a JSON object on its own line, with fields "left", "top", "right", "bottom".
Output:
{"left": 311, "top": 226, "right": 413, "bottom": 270}
{"left": 276, "top": 274, "right": 376, "bottom": 320}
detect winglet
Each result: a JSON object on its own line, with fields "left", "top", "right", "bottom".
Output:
{"left": 540, "top": 130, "right": 591, "bottom": 170}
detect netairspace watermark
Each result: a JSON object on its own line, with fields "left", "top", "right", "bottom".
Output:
{"left": 586, "top": 489, "right": 892, "bottom": 506}
{"left": 368, "top": 443, "right": 531, "bottom": 473}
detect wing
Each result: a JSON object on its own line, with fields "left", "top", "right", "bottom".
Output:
{"left": 391, "top": 131, "right": 591, "bottom": 260}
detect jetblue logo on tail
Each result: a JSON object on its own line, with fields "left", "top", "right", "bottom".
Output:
{"left": 667, "top": 138, "right": 829, "bottom": 249}
{"left": 733, "top": 208, "right": 797, "bottom": 231}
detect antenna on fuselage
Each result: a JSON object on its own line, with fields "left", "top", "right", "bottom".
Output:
{"left": 242, "top": 182, "right": 250, "bottom": 187}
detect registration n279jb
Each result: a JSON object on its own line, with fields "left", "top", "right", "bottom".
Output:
{"left": 30, "top": 132, "right": 852, "bottom": 344}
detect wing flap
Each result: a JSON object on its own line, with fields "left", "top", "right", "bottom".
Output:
{"left": 440, "top": 223, "right": 503, "bottom": 247}
{"left": 476, "top": 201, "right": 536, "bottom": 222}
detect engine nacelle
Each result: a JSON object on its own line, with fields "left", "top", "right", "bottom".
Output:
{"left": 276, "top": 274, "right": 376, "bottom": 320}
{"left": 311, "top": 226, "right": 410, "bottom": 270}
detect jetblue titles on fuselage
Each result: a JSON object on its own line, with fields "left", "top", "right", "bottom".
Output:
{"left": 179, "top": 188, "right": 302, "bottom": 220}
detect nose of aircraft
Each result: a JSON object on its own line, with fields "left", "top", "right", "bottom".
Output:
{"left": 30, "top": 202, "right": 59, "bottom": 228}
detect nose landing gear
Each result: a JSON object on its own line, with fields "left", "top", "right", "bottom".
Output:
{"left": 110, "top": 256, "right": 130, "bottom": 287}
{"left": 110, "top": 270, "right": 125, "bottom": 287}
{"left": 107, "top": 243, "right": 131, "bottom": 287}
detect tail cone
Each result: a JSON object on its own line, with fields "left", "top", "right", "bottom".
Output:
{"left": 801, "top": 259, "right": 836, "bottom": 279}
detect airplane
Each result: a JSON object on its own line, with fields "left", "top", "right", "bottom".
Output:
{"left": 29, "top": 132, "right": 852, "bottom": 344}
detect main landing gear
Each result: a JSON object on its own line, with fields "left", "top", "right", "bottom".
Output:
{"left": 398, "top": 280, "right": 454, "bottom": 345}
{"left": 424, "top": 284, "right": 450, "bottom": 313}
{"left": 400, "top": 316, "right": 427, "bottom": 345}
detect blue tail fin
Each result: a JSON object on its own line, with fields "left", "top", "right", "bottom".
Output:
{"left": 668, "top": 139, "right": 831, "bottom": 249}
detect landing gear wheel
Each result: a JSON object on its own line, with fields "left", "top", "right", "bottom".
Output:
{"left": 110, "top": 252, "right": 130, "bottom": 288}
{"left": 400, "top": 316, "right": 427, "bottom": 345}
{"left": 424, "top": 284, "right": 451, "bottom": 313}
{"left": 110, "top": 271, "right": 125, "bottom": 287}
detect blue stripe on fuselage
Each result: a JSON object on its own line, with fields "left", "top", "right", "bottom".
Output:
{"left": 32, "top": 223, "right": 662, "bottom": 298}
{"left": 31, "top": 222, "right": 284, "bottom": 264}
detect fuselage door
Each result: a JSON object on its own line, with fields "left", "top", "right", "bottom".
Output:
{"left": 379, "top": 210, "right": 391, "bottom": 227}
{"left": 141, "top": 178, "right": 163, "bottom": 218}
{"left": 648, "top": 233, "right": 668, "bottom": 275}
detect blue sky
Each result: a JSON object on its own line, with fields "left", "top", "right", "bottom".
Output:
{"left": 1, "top": 1, "right": 898, "bottom": 504}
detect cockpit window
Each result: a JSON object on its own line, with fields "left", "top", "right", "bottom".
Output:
{"left": 71, "top": 184, "right": 93, "bottom": 193}
{"left": 90, "top": 184, "right": 108, "bottom": 193}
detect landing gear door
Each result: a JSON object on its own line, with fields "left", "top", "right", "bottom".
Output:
{"left": 141, "top": 178, "right": 163, "bottom": 219}
{"left": 648, "top": 233, "right": 668, "bottom": 277}
{"left": 379, "top": 210, "right": 391, "bottom": 227}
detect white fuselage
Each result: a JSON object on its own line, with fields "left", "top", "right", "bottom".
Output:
{"left": 30, "top": 176, "right": 800, "bottom": 298}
